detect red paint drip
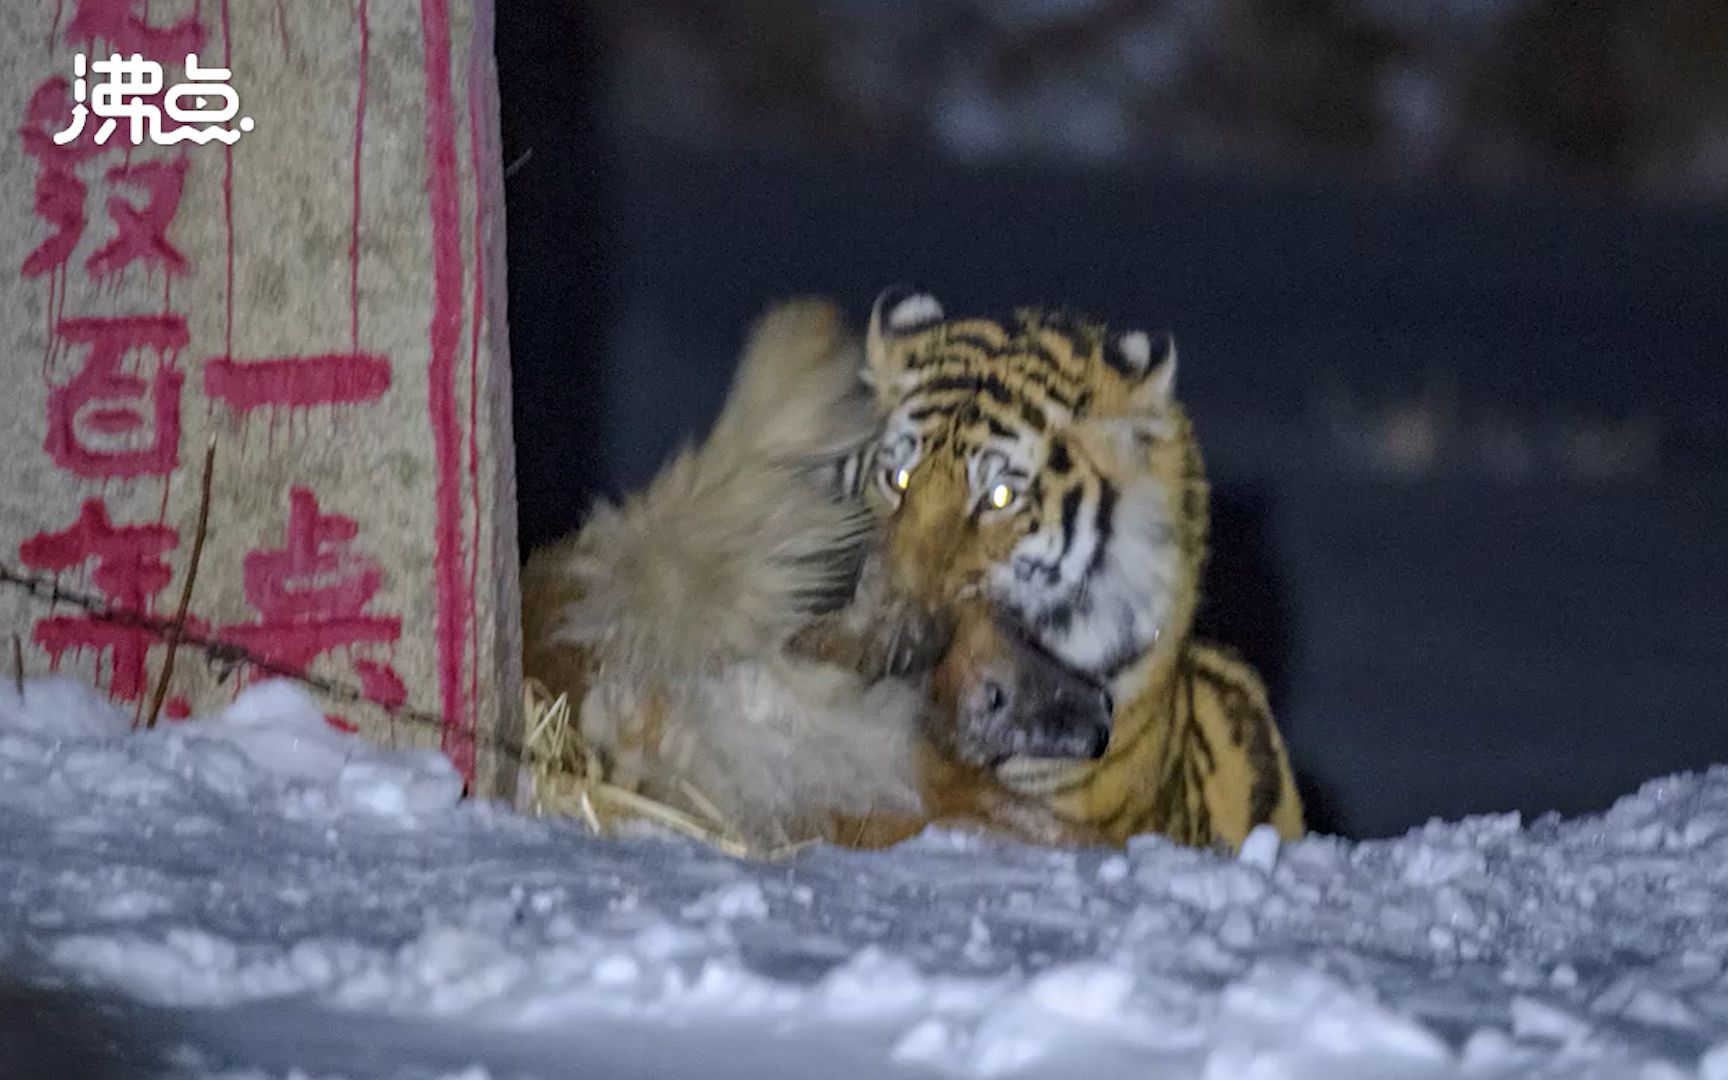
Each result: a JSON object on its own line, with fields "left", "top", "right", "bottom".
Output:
{"left": 350, "top": 0, "right": 369, "bottom": 352}
{"left": 203, "top": 353, "right": 391, "bottom": 413}
{"left": 324, "top": 713, "right": 358, "bottom": 734}
{"left": 419, "top": 0, "right": 474, "bottom": 784}
{"left": 41, "top": 270, "right": 58, "bottom": 378}
{"left": 165, "top": 696, "right": 191, "bottom": 720}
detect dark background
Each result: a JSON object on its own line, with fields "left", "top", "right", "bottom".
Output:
{"left": 496, "top": 0, "right": 1728, "bottom": 839}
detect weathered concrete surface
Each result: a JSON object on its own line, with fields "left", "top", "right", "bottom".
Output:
{"left": 0, "top": 0, "right": 522, "bottom": 798}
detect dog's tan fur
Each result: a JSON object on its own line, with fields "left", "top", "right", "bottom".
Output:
{"left": 519, "top": 300, "right": 927, "bottom": 850}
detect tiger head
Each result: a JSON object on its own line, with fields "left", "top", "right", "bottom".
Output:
{"left": 854, "top": 287, "right": 1208, "bottom": 708}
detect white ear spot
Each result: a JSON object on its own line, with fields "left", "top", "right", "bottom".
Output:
{"left": 876, "top": 288, "right": 944, "bottom": 334}
{"left": 1116, "top": 330, "right": 1153, "bottom": 373}
{"left": 1110, "top": 329, "right": 1175, "bottom": 377}
{"left": 1147, "top": 334, "right": 1177, "bottom": 400}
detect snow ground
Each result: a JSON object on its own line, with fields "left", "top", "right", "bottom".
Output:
{"left": 3, "top": 677, "right": 1728, "bottom": 1079}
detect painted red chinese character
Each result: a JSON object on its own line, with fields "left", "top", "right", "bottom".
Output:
{"left": 87, "top": 156, "right": 189, "bottom": 279}
{"left": 204, "top": 354, "right": 393, "bottom": 413}
{"left": 20, "top": 499, "right": 180, "bottom": 702}
{"left": 220, "top": 489, "right": 407, "bottom": 708}
{"left": 20, "top": 78, "right": 107, "bottom": 278}
{"left": 64, "top": 0, "right": 206, "bottom": 65}
{"left": 45, "top": 315, "right": 186, "bottom": 479}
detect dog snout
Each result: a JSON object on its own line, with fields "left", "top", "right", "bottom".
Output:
{"left": 970, "top": 676, "right": 1013, "bottom": 725}
{"left": 1052, "top": 678, "right": 1112, "bottom": 716}
{"left": 1034, "top": 696, "right": 1112, "bottom": 759}
{"left": 1078, "top": 712, "right": 1111, "bottom": 759}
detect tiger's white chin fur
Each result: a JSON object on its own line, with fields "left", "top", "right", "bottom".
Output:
{"left": 987, "top": 469, "right": 1181, "bottom": 696}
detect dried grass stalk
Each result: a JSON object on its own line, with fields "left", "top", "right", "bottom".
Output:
{"left": 520, "top": 678, "right": 811, "bottom": 861}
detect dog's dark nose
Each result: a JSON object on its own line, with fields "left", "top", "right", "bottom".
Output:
{"left": 1053, "top": 679, "right": 1112, "bottom": 716}
{"left": 1081, "top": 716, "right": 1111, "bottom": 759}
{"left": 978, "top": 678, "right": 1011, "bottom": 721}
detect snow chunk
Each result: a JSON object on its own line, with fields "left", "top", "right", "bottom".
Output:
{"left": 7, "top": 672, "right": 1728, "bottom": 1077}
{"left": 1510, "top": 994, "right": 1593, "bottom": 1044}
{"left": 192, "top": 680, "right": 356, "bottom": 784}
{"left": 1236, "top": 823, "right": 1281, "bottom": 872}
{"left": 188, "top": 680, "right": 462, "bottom": 817}
{"left": 1207, "top": 964, "right": 1452, "bottom": 1075}
{"left": 1702, "top": 1043, "right": 1728, "bottom": 1080}
{"left": 682, "top": 881, "right": 769, "bottom": 921}
{"left": 0, "top": 675, "right": 131, "bottom": 737}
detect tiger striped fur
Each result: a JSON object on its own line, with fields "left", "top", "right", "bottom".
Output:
{"left": 831, "top": 288, "right": 1304, "bottom": 851}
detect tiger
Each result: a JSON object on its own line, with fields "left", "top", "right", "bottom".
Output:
{"left": 814, "top": 287, "right": 1305, "bottom": 851}
{"left": 523, "top": 296, "right": 1136, "bottom": 855}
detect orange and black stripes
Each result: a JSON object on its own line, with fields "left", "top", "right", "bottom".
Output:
{"left": 853, "top": 291, "right": 1305, "bottom": 851}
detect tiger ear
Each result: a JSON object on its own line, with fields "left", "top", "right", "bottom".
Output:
{"left": 1079, "top": 330, "right": 1177, "bottom": 459}
{"left": 1105, "top": 329, "right": 1177, "bottom": 413}
{"left": 863, "top": 286, "right": 943, "bottom": 399}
